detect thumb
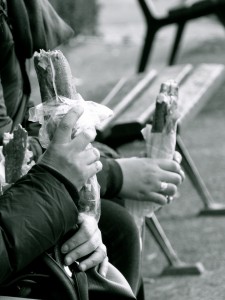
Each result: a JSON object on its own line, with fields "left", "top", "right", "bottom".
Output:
{"left": 52, "top": 105, "right": 84, "bottom": 144}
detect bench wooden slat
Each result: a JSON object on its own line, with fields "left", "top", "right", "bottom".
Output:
{"left": 97, "top": 63, "right": 225, "bottom": 144}
{"left": 178, "top": 64, "right": 225, "bottom": 127}
{"left": 98, "top": 70, "right": 157, "bottom": 133}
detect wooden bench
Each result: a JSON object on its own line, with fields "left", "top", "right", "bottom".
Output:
{"left": 97, "top": 63, "right": 224, "bottom": 145}
{"left": 96, "top": 63, "right": 225, "bottom": 275}
{"left": 136, "top": 0, "right": 225, "bottom": 72}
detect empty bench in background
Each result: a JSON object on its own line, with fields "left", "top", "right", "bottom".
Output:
{"left": 96, "top": 63, "right": 225, "bottom": 276}
{"left": 136, "top": 0, "right": 225, "bottom": 72}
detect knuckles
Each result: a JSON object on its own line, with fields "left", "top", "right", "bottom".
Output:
{"left": 170, "top": 185, "right": 178, "bottom": 196}
{"left": 95, "top": 161, "right": 103, "bottom": 172}
{"left": 98, "top": 244, "right": 107, "bottom": 258}
{"left": 93, "top": 147, "right": 100, "bottom": 159}
{"left": 82, "top": 129, "right": 96, "bottom": 142}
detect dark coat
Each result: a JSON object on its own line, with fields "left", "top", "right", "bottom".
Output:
{"left": 0, "top": 0, "right": 126, "bottom": 288}
{"left": 0, "top": 164, "right": 80, "bottom": 284}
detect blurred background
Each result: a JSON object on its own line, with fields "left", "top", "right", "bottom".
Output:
{"left": 46, "top": 0, "right": 225, "bottom": 101}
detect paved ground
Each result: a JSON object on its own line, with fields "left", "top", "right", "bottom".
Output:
{"left": 30, "top": 1, "right": 225, "bottom": 299}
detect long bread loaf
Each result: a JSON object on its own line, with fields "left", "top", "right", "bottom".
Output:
{"left": 33, "top": 49, "right": 100, "bottom": 219}
{"left": 125, "top": 80, "right": 180, "bottom": 232}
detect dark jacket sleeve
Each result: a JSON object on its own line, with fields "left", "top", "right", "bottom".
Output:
{"left": 97, "top": 157, "right": 123, "bottom": 199}
{"left": 0, "top": 164, "right": 79, "bottom": 284}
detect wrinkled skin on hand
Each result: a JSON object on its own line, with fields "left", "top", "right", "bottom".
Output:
{"left": 61, "top": 213, "right": 108, "bottom": 277}
{"left": 39, "top": 106, "right": 102, "bottom": 191}
{"left": 117, "top": 152, "right": 184, "bottom": 206}
{"left": 40, "top": 107, "right": 107, "bottom": 275}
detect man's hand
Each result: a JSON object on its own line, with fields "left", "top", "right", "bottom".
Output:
{"left": 61, "top": 213, "right": 108, "bottom": 277}
{"left": 117, "top": 153, "right": 184, "bottom": 205}
{"left": 39, "top": 106, "right": 102, "bottom": 191}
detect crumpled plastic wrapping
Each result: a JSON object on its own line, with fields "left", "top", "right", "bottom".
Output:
{"left": 29, "top": 93, "right": 113, "bottom": 221}
{"left": 29, "top": 93, "right": 113, "bottom": 149}
{"left": 142, "top": 124, "right": 176, "bottom": 160}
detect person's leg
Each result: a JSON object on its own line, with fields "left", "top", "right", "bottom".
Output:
{"left": 99, "top": 199, "right": 142, "bottom": 295}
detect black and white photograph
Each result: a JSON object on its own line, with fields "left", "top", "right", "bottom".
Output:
{"left": 1, "top": 1, "right": 225, "bottom": 299}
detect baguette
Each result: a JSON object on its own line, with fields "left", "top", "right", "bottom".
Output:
{"left": 147, "top": 80, "right": 179, "bottom": 160}
{"left": 34, "top": 49, "right": 76, "bottom": 101}
{"left": 33, "top": 49, "right": 100, "bottom": 220}
{"left": 3, "top": 125, "right": 34, "bottom": 184}
{"left": 125, "top": 80, "right": 180, "bottom": 232}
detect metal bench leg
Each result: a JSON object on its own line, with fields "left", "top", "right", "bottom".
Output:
{"left": 176, "top": 135, "right": 225, "bottom": 215}
{"left": 137, "top": 28, "right": 156, "bottom": 73}
{"left": 145, "top": 214, "right": 204, "bottom": 276}
{"left": 168, "top": 22, "right": 186, "bottom": 66}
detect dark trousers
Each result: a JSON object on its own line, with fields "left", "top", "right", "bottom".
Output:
{"left": 99, "top": 200, "right": 142, "bottom": 295}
